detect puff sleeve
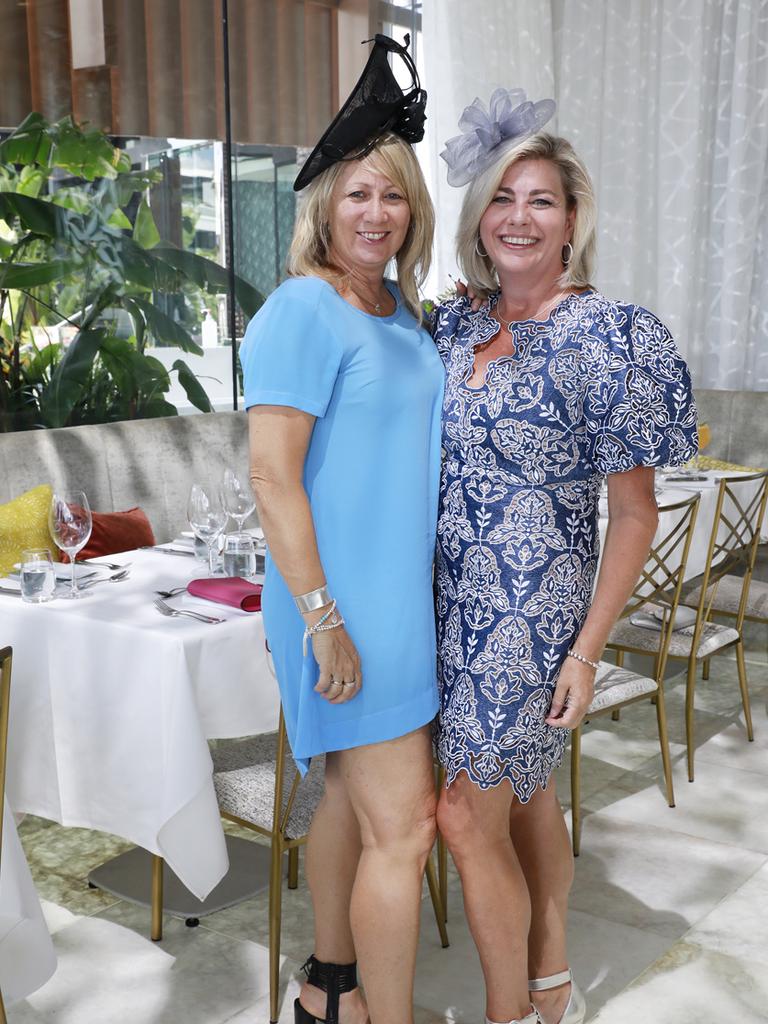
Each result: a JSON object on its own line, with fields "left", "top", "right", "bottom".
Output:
{"left": 239, "top": 278, "right": 343, "bottom": 417}
{"left": 582, "top": 302, "right": 698, "bottom": 474}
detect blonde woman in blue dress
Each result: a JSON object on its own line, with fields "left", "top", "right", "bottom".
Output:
{"left": 432, "top": 90, "right": 697, "bottom": 1024}
{"left": 241, "top": 37, "right": 443, "bottom": 1024}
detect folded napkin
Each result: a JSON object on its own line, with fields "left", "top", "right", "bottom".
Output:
{"left": 187, "top": 577, "right": 262, "bottom": 612}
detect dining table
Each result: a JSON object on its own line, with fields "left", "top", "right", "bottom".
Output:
{"left": 3, "top": 546, "right": 279, "bottom": 903}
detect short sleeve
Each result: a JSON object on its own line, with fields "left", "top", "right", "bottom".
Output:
{"left": 582, "top": 302, "right": 698, "bottom": 474}
{"left": 239, "top": 279, "right": 343, "bottom": 417}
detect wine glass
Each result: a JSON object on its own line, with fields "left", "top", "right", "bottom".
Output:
{"left": 222, "top": 468, "right": 256, "bottom": 538}
{"left": 48, "top": 491, "right": 93, "bottom": 599}
{"left": 187, "top": 484, "right": 228, "bottom": 575}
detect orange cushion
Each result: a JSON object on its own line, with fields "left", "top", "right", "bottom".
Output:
{"left": 80, "top": 507, "right": 156, "bottom": 559}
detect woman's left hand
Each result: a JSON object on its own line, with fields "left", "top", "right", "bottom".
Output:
{"left": 545, "top": 657, "right": 596, "bottom": 729}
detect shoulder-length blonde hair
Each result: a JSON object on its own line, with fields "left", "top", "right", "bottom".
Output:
{"left": 288, "top": 133, "right": 434, "bottom": 322}
{"left": 456, "top": 132, "right": 597, "bottom": 300}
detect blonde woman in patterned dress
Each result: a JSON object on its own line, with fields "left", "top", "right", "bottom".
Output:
{"left": 432, "top": 91, "right": 697, "bottom": 1024}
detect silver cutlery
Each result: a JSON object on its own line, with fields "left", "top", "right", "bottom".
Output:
{"left": 79, "top": 569, "right": 131, "bottom": 589}
{"left": 0, "top": 585, "right": 22, "bottom": 597}
{"left": 77, "top": 559, "right": 131, "bottom": 572}
{"left": 153, "top": 596, "right": 223, "bottom": 624}
{"left": 155, "top": 586, "right": 188, "bottom": 599}
{"left": 144, "top": 546, "right": 196, "bottom": 558}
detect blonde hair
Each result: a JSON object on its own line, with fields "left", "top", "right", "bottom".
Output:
{"left": 456, "top": 132, "right": 597, "bottom": 299}
{"left": 288, "top": 133, "right": 434, "bottom": 322}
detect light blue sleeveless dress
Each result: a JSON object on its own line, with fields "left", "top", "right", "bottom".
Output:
{"left": 240, "top": 276, "right": 444, "bottom": 773}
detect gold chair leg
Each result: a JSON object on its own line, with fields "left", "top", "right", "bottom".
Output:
{"left": 268, "top": 836, "right": 283, "bottom": 1024}
{"left": 437, "top": 831, "right": 448, "bottom": 924}
{"left": 424, "top": 850, "right": 449, "bottom": 948}
{"left": 0, "top": 986, "right": 7, "bottom": 1024}
{"left": 611, "top": 709, "right": 620, "bottom": 721}
{"left": 685, "top": 658, "right": 697, "bottom": 783}
{"left": 287, "top": 846, "right": 299, "bottom": 890}
{"left": 735, "top": 640, "right": 754, "bottom": 742}
{"left": 654, "top": 689, "right": 675, "bottom": 808}
{"left": 615, "top": 650, "right": 624, "bottom": 668}
{"left": 151, "top": 855, "right": 164, "bottom": 942}
{"left": 702, "top": 657, "right": 710, "bottom": 680}
{"left": 570, "top": 727, "right": 582, "bottom": 857}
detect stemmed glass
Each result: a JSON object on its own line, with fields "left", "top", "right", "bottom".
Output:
{"left": 187, "top": 484, "right": 228, "bottom": 575}
{"left": 48, "top": 491, "right": 93, "bottom": 599}
{"left": 221, "top": 468, "right": 256, "bottom": 538}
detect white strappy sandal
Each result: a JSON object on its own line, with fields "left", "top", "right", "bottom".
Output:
{"left": 528, "top": 969, "right": 586, "bottom": 1024}
{"left": 485, "top": 1008, "right": 542, "bottom": 1024}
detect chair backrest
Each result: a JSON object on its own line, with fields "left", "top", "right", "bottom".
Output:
{"left": 691, "top": 471, "right": 768, "bottom": 635}
{"left": 0, "top": 646, "right": 12, "bottom": 868}
{"left": 625, "top": 494, "right": 700, "bottom": 678}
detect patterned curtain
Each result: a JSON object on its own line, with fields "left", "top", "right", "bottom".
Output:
{"left": 422, "top": 0, "right": 768, "bottom": 390}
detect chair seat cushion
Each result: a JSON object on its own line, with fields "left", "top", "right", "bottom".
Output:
{"left": 684, "top": 573, "right": 768, "bottom": 620}
{"left": 589, "top": 662, "right": 658, "bottom": 713}
{"left": 608, "top": 610, "right": 740, "bottom": 659}
{"left": 211, "top": 734, "right": 325, "bottom": 839}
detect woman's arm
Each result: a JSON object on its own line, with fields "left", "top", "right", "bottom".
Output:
{"left": 546, "top": 465, "right": 659, "bottom": 729}
{"left": 248, "top": 405, "right": 361, "bottom": 703}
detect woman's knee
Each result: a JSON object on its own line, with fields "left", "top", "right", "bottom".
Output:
{"left": 436, "top": 776, "right": 511, "bottom": 855}
{"left": 361, "top": 793, "right": 437, "bottom": 862}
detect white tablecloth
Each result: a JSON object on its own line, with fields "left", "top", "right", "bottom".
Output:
{"left": 4, "top": 549, "right": 279, "bottom": 900}
{"left": 0, "top": 803, "right": 57, "bottom": 1005}
{"left": 599, "top": 469, "right": 767, "bottom": 583}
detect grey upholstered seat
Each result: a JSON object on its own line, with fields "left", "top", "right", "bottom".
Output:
{"left": 211, "top": 734, "right": 325, "bottom": 839}
{"left": 684, "top": 574, "right": 768, "bottom": 619}
{"left": 608, "top": 612, "right": 739, "bottom": 659}
{"left": 588, "top": 662, "right": 657, "bottom": 714}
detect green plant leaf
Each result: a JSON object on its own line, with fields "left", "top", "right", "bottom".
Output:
{"left": 49, "top": 117, "right": 122, "bottom": 181}
{"left": 0, "top": 112, "right": 52, "bottom": 168}
{"left": 107, "top": 208, "right": 132, "bottom": 230}
{"left": 152, "top": 245, "right": 265, "bottom": 319}
{"left": 0, "top": 193, "right": 68, "bottom": 237}
{"left": 172, "top": 358, "right": 213, "bottom": 412}
{"left": 128, "top": 296, "right": 203, "bottom": 354}
{"left": 0, "top": 260, "right": 70, "bottom": 288}
{"left": 133, "top": 196, "right": 160, "bottom": 249}
{"left": 18, "top": 166, "right": 47, "bottom": 197}
{"left": 136, "top": 397, "right": 178, "bottom": 419}
{"left": 39, "top": 327, "right": 104, "bottom": 427}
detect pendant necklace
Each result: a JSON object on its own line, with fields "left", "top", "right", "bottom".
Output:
{"left": 497, "top": 290, "right": 568, "bottom": 334}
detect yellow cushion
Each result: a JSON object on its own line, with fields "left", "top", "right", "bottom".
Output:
{"left": 0, "top": 484, "right": 60, "bottom": 577}
{"left": 697, "top": 455, "right": 766, "bottom": 473}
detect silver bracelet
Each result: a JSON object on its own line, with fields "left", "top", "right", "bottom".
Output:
{"left": 566, "top": 649, "right": 600, "bottom": 672}
{"left": 302, "top": 600, "right": 344, "bottom": 655}
{"left": 294, "top": 585, "right": 332, "bottom": 614}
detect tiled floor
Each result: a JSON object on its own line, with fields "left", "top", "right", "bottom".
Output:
{"left": 10, "top": 611, "right": 768, "bottom": 1023}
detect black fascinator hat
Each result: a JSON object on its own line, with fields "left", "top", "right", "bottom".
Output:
{"left": 293, "top": 33, "right": 426, "bottom": 192}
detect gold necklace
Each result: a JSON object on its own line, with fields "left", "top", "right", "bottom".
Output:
{"left": 497, "top": 290, "right": 568, "bottom": 333}
{"left": 347, "top": 284, "right": 390, "bottom": 316}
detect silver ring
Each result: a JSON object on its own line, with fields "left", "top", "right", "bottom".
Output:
{"left": 329, "top": 679, "right": 343, "bottom": 687}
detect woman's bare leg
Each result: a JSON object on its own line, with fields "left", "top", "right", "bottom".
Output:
{"left": 340, "top": 725, "right": 437, "bottom": 1024}
{"left": 437, "top": 775, "right": 532, "bottom": 1023}
{"left": 509, "top": 781, "right": 574, "bottom": 1024}
{"left": 299, "top": 751, "right": 368, "bottom": 1023}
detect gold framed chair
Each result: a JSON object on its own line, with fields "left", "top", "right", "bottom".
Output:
{"left": 608, "top": 472, "right": 768, "bottom": 782}
{"left": 572, "top": 494, "right": 699, "bottom": 855}
{"left": 0, "top": 646, "right": 13, "bottom": 1024}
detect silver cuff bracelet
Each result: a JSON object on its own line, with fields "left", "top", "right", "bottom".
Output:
{"left": 294, "top": 585, "right": 332, "bottom": 614}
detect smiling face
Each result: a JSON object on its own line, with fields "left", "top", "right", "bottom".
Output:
{"left": 479, "top": 157, "right": 575, "bottom": 287}
{"left": 327, "top": 158, "right": 412, "bottom": 276}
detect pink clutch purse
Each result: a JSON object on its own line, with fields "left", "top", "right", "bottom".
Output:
{"left": 187, "top": 577, "right": 263, "bottom": 612}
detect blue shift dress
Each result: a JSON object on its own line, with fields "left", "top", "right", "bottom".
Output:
{"left": 432, "top": 290, "right": 697, "bottom": 799}
{"left": 240, "top": 276, "right": 444, "bottom": 773}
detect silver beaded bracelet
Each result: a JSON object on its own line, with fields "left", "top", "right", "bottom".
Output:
{"left": 302, "top": 600, "right": 345, "bottom": 656}
{"left": 566, "top": 649, "right": 600, "bottom": 672}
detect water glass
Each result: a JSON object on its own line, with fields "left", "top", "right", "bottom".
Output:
{"left": 223, "top": 533, "right": 257, "bottom": 579}
{"left": 20, "top": 548, "right": 56, "bottom": 603}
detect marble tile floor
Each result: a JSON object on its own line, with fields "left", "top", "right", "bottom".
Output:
{"left": 11, "top": 642, "right": 768, "bottom": 1023}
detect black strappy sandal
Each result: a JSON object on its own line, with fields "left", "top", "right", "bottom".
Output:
{"left": 294, "top": 954, "right": 359, "bottom": 1024}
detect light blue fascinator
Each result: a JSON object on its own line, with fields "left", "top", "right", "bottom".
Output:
{"left": 440, "top": 88, "right": 556, "bottom": 187}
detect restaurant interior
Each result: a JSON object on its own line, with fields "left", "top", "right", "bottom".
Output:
{"left": 1, "top": 1, "right": 767, "bottom": 1022}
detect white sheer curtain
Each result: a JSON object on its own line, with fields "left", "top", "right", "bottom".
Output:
{"left": 422, "top": 0, "right": 768, "bottom": 390}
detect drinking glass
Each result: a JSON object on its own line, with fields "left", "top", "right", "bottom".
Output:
{"left": 187, "top": 484, "right": 228, "bottom": 575}
{"left": 48, "top": 491, "right": 93, "bottom": 599}
{"left": 223, "top": 533, "right": 257, "bottom": 579}
{"left": 20, "top": 548, "right": 56, "bottom": 603}
{"left": 222, "top": 468, "right": 256, "bottom": 538}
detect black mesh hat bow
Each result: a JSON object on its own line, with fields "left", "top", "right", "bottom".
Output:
{"left": 293, "top": 33, "right": 426, "bottom": 192}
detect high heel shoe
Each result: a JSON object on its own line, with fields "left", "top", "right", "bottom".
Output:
{"left": 528, "top": 969, "right": 586, "bottom": 1024}
{"left": 485, "top": 1007, "right": 542, "bottom": 1024}
{"left": 294, "top": 954, "right": 359, "bottom": 1024}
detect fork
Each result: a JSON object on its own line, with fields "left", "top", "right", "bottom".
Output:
{"left": 77, "top": 559, "right": 132, "bottom": 572}
{"left": 155, "top": 586, "right": 187, "bottom": 599}
{"left": 153, "top": 597, "right": 223, "bottom": 624}
{"left": 79, "top": 569, "right": 131, "bottom": 589}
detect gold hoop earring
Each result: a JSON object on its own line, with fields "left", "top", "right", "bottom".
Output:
{"left": 562, "top": 242, "right": 574, "bottom": 265}
{"left": 475, "top": 236, "right": 488, "bottom": 258}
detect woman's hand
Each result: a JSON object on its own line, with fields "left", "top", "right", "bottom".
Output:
{"left": 311, "top": 620, "right": 362, "bottom": 704}
{"left": 545, "top": 656, "right": 595, "bottom": 729}
{"left": 454, "top": 277, "right": 484, "bottom": 312}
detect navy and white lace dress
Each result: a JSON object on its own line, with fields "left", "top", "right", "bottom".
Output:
{"left": 433, "top": 290, "right": 697, "bottom": 798}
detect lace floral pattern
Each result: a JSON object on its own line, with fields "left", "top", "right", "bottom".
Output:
{"left": 434, "top": 290, "right": 698, "bottom": 798}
